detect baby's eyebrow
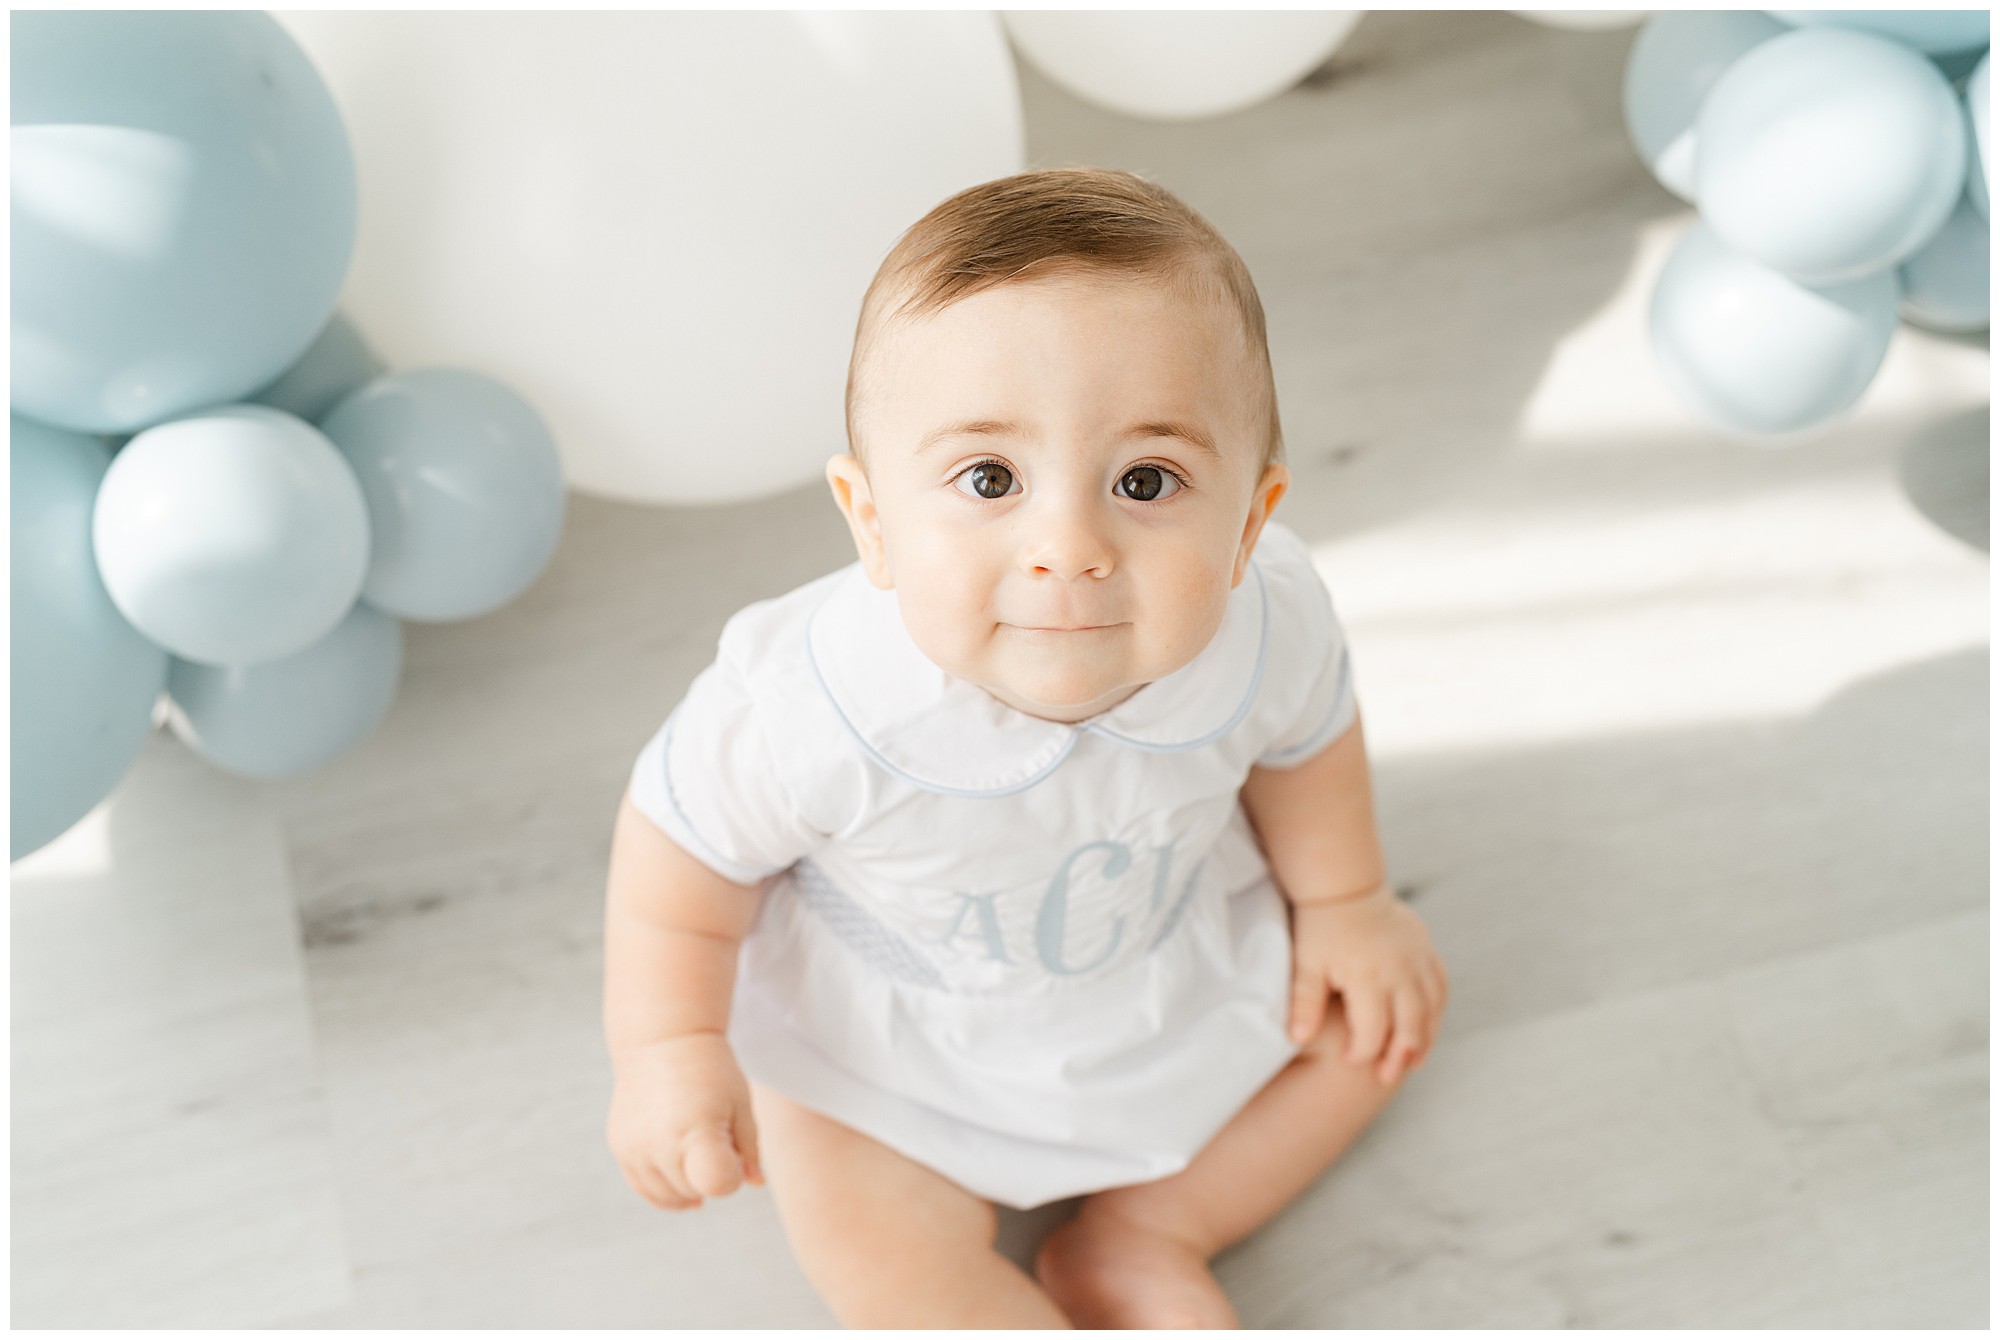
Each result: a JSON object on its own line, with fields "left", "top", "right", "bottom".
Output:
{"left": 913, "top": 418, "right": 1221, "bottom": 461}
{"left": 916, "top": 418, "right": 1022, "bottom": 457}
{"left": 1124, "top": 420, "right": 1221, "bottom": 461}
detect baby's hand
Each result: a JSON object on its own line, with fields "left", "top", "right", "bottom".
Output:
{"left": 607, "top": 1032, "right": 762, "bottom": 1210}
{"left": 1288, "top": 883, "right": 1448, "bottom": 1087}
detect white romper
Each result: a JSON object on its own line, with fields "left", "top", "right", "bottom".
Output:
{"left": 627, "top": 519, "right": 1357, "bottom": 1210}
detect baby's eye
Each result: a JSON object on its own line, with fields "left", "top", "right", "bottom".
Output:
{"left": 1115, "top": 464, "right": 1184, "bottom": 502}
{"left": 953, "top": 460, "right": 1020, "bottom": 501}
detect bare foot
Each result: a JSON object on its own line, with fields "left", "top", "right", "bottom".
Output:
{"left": 1035, "top": 1203, "right": 1238, "bottom": 1329}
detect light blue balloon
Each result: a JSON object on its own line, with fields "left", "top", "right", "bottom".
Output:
{"left": 1969, "top": 55, "right": 1990, "bottom": 219}
{"left": 92, "top": 404, "right": 371, "bottom": 666}
{"left": 10, "top": 11, "right": 356, "bottom": 433}
{"left": 165, "top": 601, "right": 402, "bottom": 779}
{"left": 1770, "top": 10, "right": 1991, "bottom": 55}
{"left": 11, "top": 415, "right": 168, "bottom": 860}
{"left": 320, "top": 369, "right": 566, "bottom": 623}
{"left": 1651, "top": 221, "right": 1898, "bottom": 435}
{"left": 1931, "top": 44, "right": 1988, "bottom": 85}
{"left": 1697, "top": 27, "right": 1966, "bottom": 284}
{"left": 248, "top": 311, "right": 386, "bottom": 425}
{"left": 1898, "top": 194, "right": 1989, "bottom": 333}
{"left": 1624, "top": 11, "right": 1787, "bottom": 202}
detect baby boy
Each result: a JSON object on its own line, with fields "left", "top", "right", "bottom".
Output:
{"left": 603, "top": 166, "right": 1447, "bottom": 1328}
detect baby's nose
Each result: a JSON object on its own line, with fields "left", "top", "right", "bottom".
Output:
{"left": 1020, "top": 508, "right": 1114, "bottom": 582}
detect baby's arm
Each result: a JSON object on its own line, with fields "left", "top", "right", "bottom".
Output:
{"left": 603, "top": 790, "right": 766, "bottom": 1209}
{"left": 1241, "top": 714, "right": 1449, "bottom": 1085}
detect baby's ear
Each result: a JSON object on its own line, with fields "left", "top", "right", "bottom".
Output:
{"left": 825, "top": 454, "right": 893, "bottom": 589}
{"left": 1233, "top": 462, "right": 1291, "bottom": 586}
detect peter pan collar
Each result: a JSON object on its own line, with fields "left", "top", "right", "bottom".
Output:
{"left": 804, "top": 543, "right": 1269, "bottom": 798}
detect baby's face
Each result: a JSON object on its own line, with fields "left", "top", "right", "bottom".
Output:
{"left": 828, "top": 272, "right": 1289, "bottom": 724}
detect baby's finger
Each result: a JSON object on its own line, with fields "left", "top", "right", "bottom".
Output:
{"left": 1427, "top": 965, "right": 1450, "bottom": 1044}
{"left": 656, "top": 1153, "right": 704, "bottom": 1208}
{"left": 1289, "top": 969, "right": 1330, "bottom": 1044}
{"left": 1342, "top": 985, "right": 1391, "bottom": 1067}
{"left": 629, "top": 1158, "right": 696, "bottom": 1212}
{"left": 1380, "top": 986, "right": 1426, "bottom": 1085}
{"left": 735, "top": 1109, "right": 765, "bottom": 1187}
{"left": 1426, "top": 958, "right": 1450, "bottom": 1018}
{"left": 684, "top": 1125, "right": 746, "bottom": 1198}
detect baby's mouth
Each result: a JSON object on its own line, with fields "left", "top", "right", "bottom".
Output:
{"left": 1008, "top": 622, "right": 1124, "bottom": 633}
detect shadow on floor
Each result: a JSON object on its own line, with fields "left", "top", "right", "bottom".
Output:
{"left": 1898, "top": 404, "right": 1990, "bottom": 552}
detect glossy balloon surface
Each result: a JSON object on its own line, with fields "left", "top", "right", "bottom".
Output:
{"left": 92, "top": 405, "right": 371, "bottom": 666}
{"left": 166, "top": 601, "right": 402, "bottom": 778}
{"left": 250, "top": 311, "right": 386, "bottom": 425}
{"left": 1696, "top": 27, "right": 1966, "bottom": 284}
{"left": 11, "top": 11, "right": 356, "bottom": 433}
{"left": 1650, "top": 222, "right": 1898, "bottom": 434}
{"left": 11, "top": 416, "right": 168, "bottom": 859}
{"left": 1622, "top": 10, "right": 1787, "bottom": 202}
{"left": 321, "top": 368, "right": 566, "bottom": 622}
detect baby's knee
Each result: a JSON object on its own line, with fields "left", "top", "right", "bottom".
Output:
{"left": 1036, "top": 1203, "right": 1238, "bottom": 1328}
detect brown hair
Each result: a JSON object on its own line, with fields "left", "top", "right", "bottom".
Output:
{"left": 844, "top": 166, "right": 1284, "bottom": 471}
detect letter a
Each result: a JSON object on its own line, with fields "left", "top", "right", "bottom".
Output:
{"left": 933, "top": 891, "right": 1011, "bottom": 963}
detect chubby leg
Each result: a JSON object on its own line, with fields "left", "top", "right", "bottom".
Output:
{"left": 1036, "top": 998, "right": 1405, "bottom": 1328}
{"left": 749, "top": 1082, "right": 1071, "bottom": 1329}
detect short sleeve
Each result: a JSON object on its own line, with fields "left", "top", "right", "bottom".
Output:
{"left": 627, "top": 658, "right": 819, "bottom": 886}
{"left": 1253, "top": 535, "right": 1359, "bottom": 770}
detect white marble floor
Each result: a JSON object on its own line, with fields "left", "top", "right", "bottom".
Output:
{"left": 11, "top": 12, "right": 1989, "bottom": 1328}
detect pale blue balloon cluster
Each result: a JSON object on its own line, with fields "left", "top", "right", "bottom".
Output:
{"left": 1625, "top": 11, "right": 1990, "bottom": 436}
{"left": 11, "top": 13, "right": 566, "bottom": 860}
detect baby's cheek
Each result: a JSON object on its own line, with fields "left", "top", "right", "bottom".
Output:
{"left": 1151, "top": 576, "right": 1233, "bottom": 671}
{"left": 897, "top": 597, "right": 990, "bottom": 681}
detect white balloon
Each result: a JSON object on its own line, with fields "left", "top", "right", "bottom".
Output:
{"left": 1516, "top": 11, "right": 1652, "bottom": 32}
{"left": 279, "top": 13, "right": 1023, "bottom": 505}
{"left": 1001, "top": 11, "right": 1363, "bottom": 122}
